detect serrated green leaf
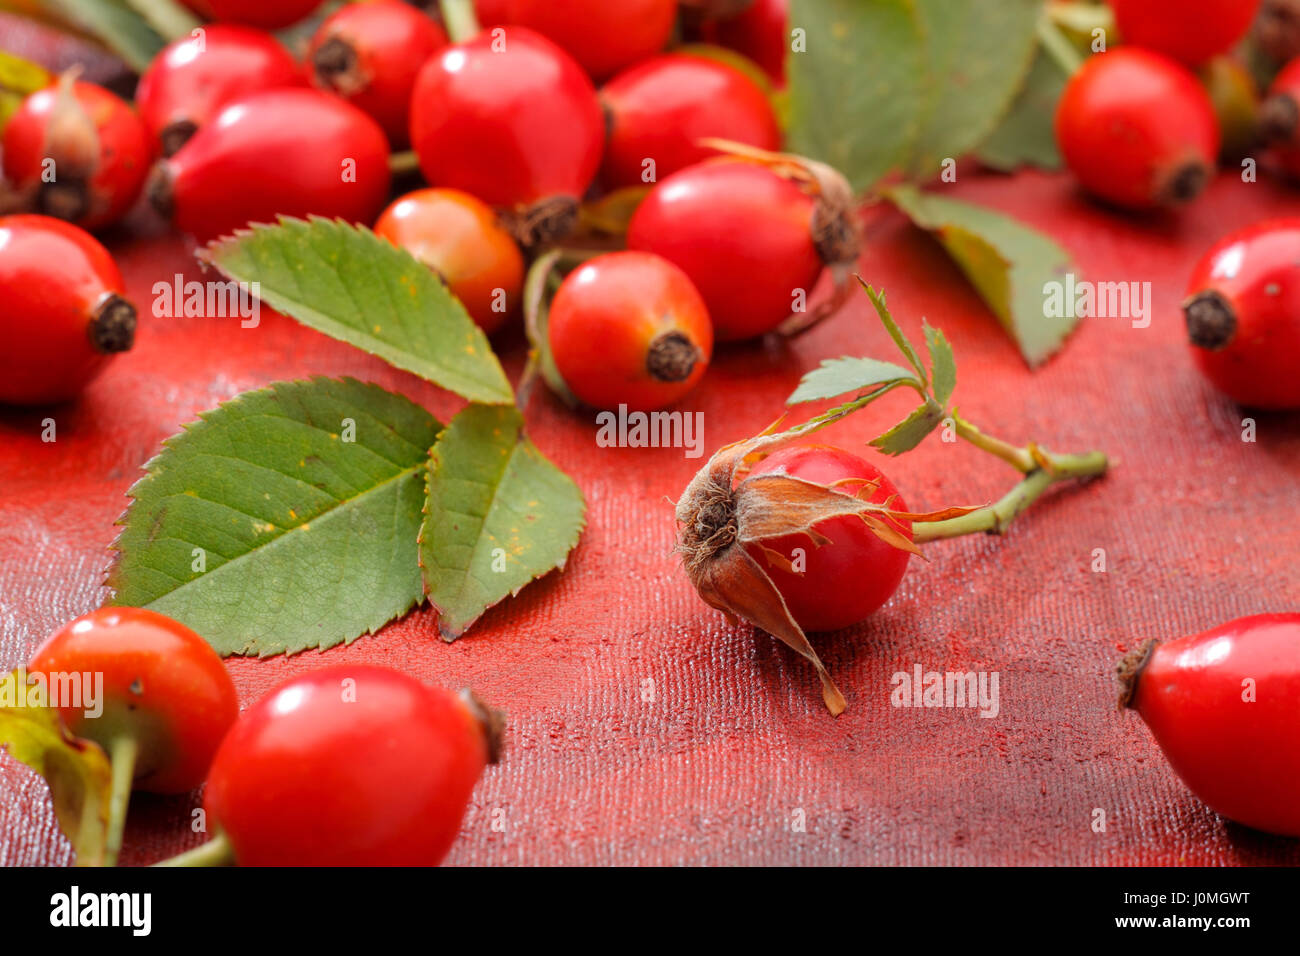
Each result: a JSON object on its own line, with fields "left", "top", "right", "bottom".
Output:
{"left": 906, "top": 0, "right": 1042, "bottom": 178}
{"left": 107, "top": 377, "right": 444, "bottom": 657}
{"left": 975, "top": 50, "right": 1066, "bottom": 172}
{"left": 0, "top": 670, "right": 112, "bottom": 867}
{"left": 43, "top": 0, "right": 166, "bottom": 72}
{"left": 787, "top": 356, "right": 920, "bottom": 405}
{"left": 204, "top": 217, "right": 514, "bottom": 405}
{"left": 924, "top": 322, "right": 956, "bottom": 407}
{"left": 883, "top": 185, "right": 1077, "bottom": 367}
{"left": 859, "top": 279, "right": 928, "bottom": 383}
{"left": 421, "top": 403, "right": 586, "bottom": 639}
{"left": 786, "top": 0, "right": 926, "bottom": 191}
{"left": 871, "top": 399, "right": 946, "bottom": 456}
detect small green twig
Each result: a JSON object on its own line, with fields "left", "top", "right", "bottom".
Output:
{"left": 439, "top": 0, "right": 481, "bottom": 43}
{"left": 121, "top": 0, "right": 201, "bottom": 42}
{"left": 104, "top": 734, "right": 138, "bottom": 868}
{"left": 1037, "top": 12, "right": 1085, "bottom": 77}
{"left": 388, "top": 151, "right": 421, "bottom": 176}
{"left": 153, "top": 831, "right": 236, "bottom": 867}
{"left": 954, "top": 414, "right": 1036, "bottom": 472}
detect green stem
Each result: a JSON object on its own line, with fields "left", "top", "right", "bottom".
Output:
{"left": 954, "top": 415, "right": 1035, "bottom": 472}
{"left": 1037, "top": 13, "right": 1084, "bottom": 77}
{"left": 388, "top": 150, "right": 421, "bottom": 176}
{"left": 104, "top": 735, "right": 138, "bottom": 868}
{"left": 121, "top": 0, "right": 202, "bottom": 42}
{"left": 153, "top": 831, "right": 236, "bottom": 867}
{"left": 439, "top": 0, "right": 481, "bottom": 43}
{"left": 914, "top": 447, "right": 1108, "bottom": 542}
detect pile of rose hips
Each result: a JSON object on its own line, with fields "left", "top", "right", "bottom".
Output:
{"left": 25, "top": 606, "right": 501, "bottom": 866}
{"left": 0, "top": 0, "right": 822, "bottom": 414}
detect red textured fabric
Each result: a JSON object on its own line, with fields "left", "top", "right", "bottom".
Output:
{"left": 2, "top": 169, "right": 1299, "bottom": 866}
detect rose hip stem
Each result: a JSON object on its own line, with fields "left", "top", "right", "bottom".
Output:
{"left": 910, "top": 415, "right": 1108, "bottom": 542}
{"left": 439, "top": 0, "right": 480, "bottom": 43}
{"left": 154, "top": 832, "right": 236, "bottom": 867}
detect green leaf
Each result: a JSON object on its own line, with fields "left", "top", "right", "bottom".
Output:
{"left": 204, "top": 218, "right": 514, "bottom": 405}
{"left": 0, "top": 51, "right": 51, "bottom": 132}
{"left": 883, "top": 185, "right": 1077, "bottom": 367}
{"left": 871, "top": 399, "right": 946, "bottom": 456}
{"left": 975, "top": 50, "right": 1066, "bottom": 172}
{"left": 107, "top": 378, "right": 444, "bottom": 657}
{"left": 859, "top": 280, "right": 928, "bottom": 383}
{"left": 421, "top": 403, "right": 586, "bottom": 639}
{"left": 44, "top": 0, "right": 166, "bottom": 72}
{"left": 906, "top": 0, "right": 1042, "bottom": 178}
{"left": 924, "top": 322, "right": 957, "bottom": 407}
{"left": 787, "top": 357, "right": 920, "bottom": 405}
{"left": 0, "top": 670, "right": 113, "bottom": 867}
{"left": 786, "top": 0, "right": 926, "bottom": 191}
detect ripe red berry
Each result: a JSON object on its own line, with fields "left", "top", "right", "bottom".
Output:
{"left": 628, "top": 159, "right": 855, "bottom": 341}
{"left": 1119, "top": 613, "right": 1300, "bottom": 836}
{"left": 700, "top": 0, "right": 790, "bottom": 84}
{"left": 1260, "top": 57, "right": 1300, "bottom": 176}
{"left": 179, "top": 0, "right": 325, "bottom": 30}
{"left": 28, "top": 607, "right": 239, "bottom": 795}
{"left": 374, "top": 187, "right": 524, "bottom": 335}
{"left": 136, "top": 25, "right": 305, "bottom": 157}
{"left": 547, "top": 251, "right": 713, "bottom": 412}
{"left": 2, "top": 75, "right": 153, "bottom": 230}
{"left": 308, "top": 1, "right": 447, "bottom": 148}
{"left": 504, "top": 0, "right": 678, "bottom": 80}
{"left": 149, "top": 88, "right": 391, "bottom": 243}
{"left": 409, "top": 27, "right": 604, "bottom": 243}
{"left": 1055, "top": 48, "right": 1220, "bottom": 210}
{"left": 745, "top": 445, "right": 911, "bottom": 633}
{"left": 0, "top": 215, "right": 137, "bottom": 405}
{"left": 1182, "top": 217, "right": 1300, "bottom": 409}
{"left": 1110, "top": 0, "right": 1261, "bottom": 67}
{"left": 600, "top": 54, "right": 781, "bottom": 190}
{"left": 203, "top": 665, "right": 501, "bottom": 866}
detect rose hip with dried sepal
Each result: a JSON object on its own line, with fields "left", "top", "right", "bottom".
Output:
{"left": 0, "top": 215, "right": 137, "bottom": 405}
{"left": 1118, "top": 613, "right": 1300, "bottom": 837}
{"left": 2, "top": 73, "right": 153, "bottom": 230}
{"left": 1182, "top": 217, "right": 1300, "bottom": 409}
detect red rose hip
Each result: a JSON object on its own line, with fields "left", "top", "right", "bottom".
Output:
{"left": 505, "top": 0, "right": 678, "bottom": 80}
{"left": 1110, "top": 0, "right": 1261, "bottom": 67}
{"left": 1055, "top": 48, "right": 1219, "bottom": 210}
{"left": 1182, "top": 217, "right": 1300, "bottom": 409}
{"left": 1119, "top": 613, "right": 1300, "bottom": 837}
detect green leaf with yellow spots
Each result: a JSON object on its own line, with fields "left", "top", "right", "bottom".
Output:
{"left": 106, "top": 377, "right": 444, "bottom": 656}
{"left": 203, "top": 216, "right": 513, "bottom": 405}
{"left": 420, "top": 403, "right": 586, "bottom": 639}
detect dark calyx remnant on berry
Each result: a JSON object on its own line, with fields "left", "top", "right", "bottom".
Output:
{"left": 1116, "top": 638, "right": 1159, "bottom": 710}
{"left": 458, "top": 688, "right": 506, "bottom": 766}
{"left": 676, "top": 472, "right": 738, "bottom": 576}
{"left": 89, "top": 294, "right": 137, "bottom": 354}
{"left": 506, "top": 195, "right": 579, "bottom": 249}
{"left": 646, "top": 331, "right": 700, "bottom": 383}
{"left": 38, "top": 178, "right": 90, "bottom": 223}
{"left": 1260, "top": 92, "right": 1299, "bottom": 144}
{"left": 159, "top": 119, "right": 198, "bottom": 158}
{"left": 1183, "top": 289, "right": 1237, "bottom": 350}
{"left": 312, "top": 36, "right": 364, "bottom": 95}
{"left": 145, "top": 161, "right": 175, "bottom": 220}
{"left": 1162, "top": 160, "right": 1211, "bottom": 205}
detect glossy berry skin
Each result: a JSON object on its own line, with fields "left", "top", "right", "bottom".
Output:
{"left": 505, "top": 0, "right": 678, "bottom": 81}
{"left": 137, "top": 25, "right": 305, "bottom": 157}
{"left": 548, "top": 251, "right": 713, "bottom": 412}
{"left": 1121, "top": 614, "right": 1300, "bottom": 836}
{"left": 374, "top": 188, "right": 524, "bottom": 335}
{"left": 0, "top": 215, "right": 137, "bottom": 405}
{"left": 600, "top": 54, "right": 781, "bottom": 190}
{"left": 204, "top": 666, "right": 497, "bottom": 866}
{"left": 153, "top": 88, "right": 391, "bottom": 243}
{"left": 28, "top": 608, "right": 238, "bottom": 794}
{"left": 1182, "top": 218, "right": 1300, "bottom": 409}
{"left": 628, "top": 160, "right": 824, "bottom": 341}
{"left": 409, "top": 28, "right": 604, "bottom": 212}
{"left": 179, "top": 0, "right": 324, "bottom": 30}
{"left": 1111, "top": 0, "right": 1261, "bottom": 67}
{"left": 1055, "top": 49, "right": 1219, "bottom": 210}
{"left": 308, "top": 1, "right": 447, "bottom": 147}
{"left": 746, "top": 445, "right": 911, "bottom": 633}
{"left": 2, "top": 79, "right": 153, "bottom": 230}
{"left": 701, "top": 0, "right": 789, "bottom": 84}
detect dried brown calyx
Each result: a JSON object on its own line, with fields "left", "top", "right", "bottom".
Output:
{"left": 676, "top": 432, "right": 955, "bottom": 715}
{"left": 502, "top": 195, "right": 581, "bottom": 249}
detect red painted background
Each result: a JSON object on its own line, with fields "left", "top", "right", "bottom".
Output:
{"left": 3, "top": 140, "right": 1300, "bottom": 865}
